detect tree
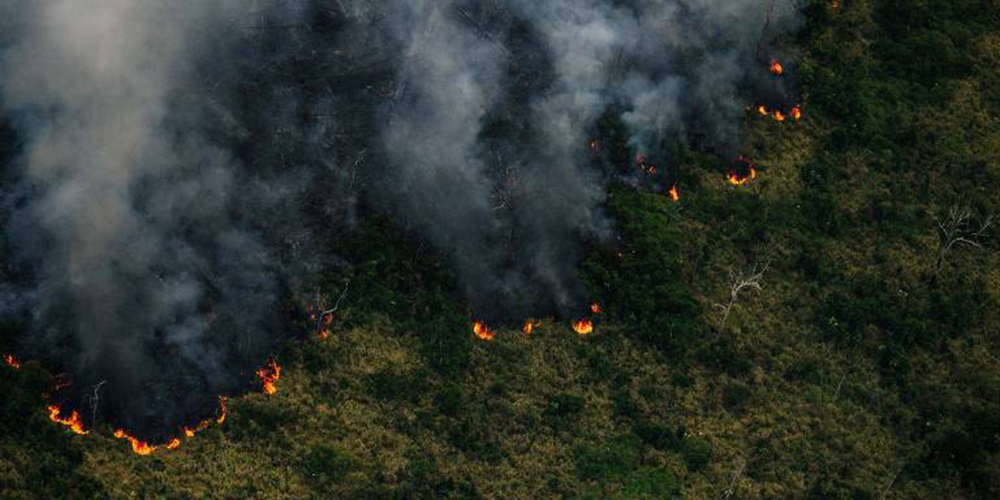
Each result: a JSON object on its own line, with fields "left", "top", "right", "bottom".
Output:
{"left": 934, "top": 204, "right": 993, "bottom": 278}
{"left": 715, "top": 258, "right": 770, "bottom": 333}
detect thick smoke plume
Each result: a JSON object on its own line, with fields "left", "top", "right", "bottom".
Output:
{"left": 0, "top": 0, "right": 798, "bottom": 438}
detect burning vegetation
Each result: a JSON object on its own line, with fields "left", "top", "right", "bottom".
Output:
{"left": 472, "top": 321, "right": 495, "bottom": 341}
{"left": 572, "top": 320, "right": 594, "bottom": 335}
{"left": 48, "top": 405, "right": 88, "bottom": 435}
{"left": 522, "top": 320, "right": 540, "bottom": 335}
{"left": 668, "top": 185, "right": 680, "bottom": 202}
{"left": 257, "top": 358, "right": 282, "bottom": 395}
{"left": 4, "top": 354, "right": 20, "bottom": 369}
{"left": 728, "top": 156, "right": 758, "bottom": 186}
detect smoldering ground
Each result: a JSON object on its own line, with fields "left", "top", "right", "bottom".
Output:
{"left": 0, "top": 0, "right": 798, "bottom": 439}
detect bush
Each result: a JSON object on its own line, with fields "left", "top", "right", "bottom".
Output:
{"left": 681, "top": 437, "right": 714, "bottom": 472}
{"left": 302, "top": 444, "right": 355, "bottom": 484}
{"left": 574, "top": 435, "right": 643, "bottom": 482}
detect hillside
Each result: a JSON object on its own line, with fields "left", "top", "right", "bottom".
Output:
{"left": 2, "top": 1, "right": 999, "bottom": 499}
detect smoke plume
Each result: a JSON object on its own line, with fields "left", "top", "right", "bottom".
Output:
{"left": 0, "top": 0, "right": 798, "bottom": 438}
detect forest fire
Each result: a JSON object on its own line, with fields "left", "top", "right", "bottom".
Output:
{"left": 114, "top": 429, "right": 156, "bottom": 455}
{"left": 791, "top": 106, "right": 802, "bottom": 121}
{"left": 590, "top": 302, "right": 602, "bottom": 314}
{"left": 4, "top": 354, "right": 20, "bottom": 369}
{"left": 774, "top": 110, "right": 786, "bottom": 122}
{"left": 728, "top": 156, "right": 757, "bottom": 186}
{"left": 257, "top": 358, "right": 281, "bottom": 395}
{"left": 572, "top": 320, "right": 594, "bottom": 335}
{"left": 770, "top": 60, "right": 784, "bottom": 75}
{"left": 48, "top": 405, "right": 88, "bottom": 435}
{"left": 473, "top": 321, "right": 495, "bottom": 341}
{"left": 668, "top": 185, "right": 680, "bottom": 201}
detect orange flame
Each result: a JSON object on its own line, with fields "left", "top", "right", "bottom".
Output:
{"left": 647, "top": 165, "right": 657, "bottom": 175}
{"left": 167, "top": 438, "right": 181, "bottom": 450}
{"left": 522, "top": 320, "right": 540, "bottom": 335}
{"left": 773, "top": 110, "right": 786, "bottom": 122}
{"left": 756, "top": 105, "right": 768, "bottom": 116}
{"left": 572, "top": 320, "right": 594, "bottom": 335}
{"left": 590, "top": 302, "right": 602, "bottom": 314}
{"left": 668, "top": 185, "right": 680, "bottom": 201}
{"left": 728, "top": 157, "right": 757, "bottom": 186}
{"left": 217, "top": 395, "right": 227, "bottom": 424}
{"left": 48, "top": 405, "right": 88, "bottom": 435}
{"left": 114, "top": 429, "right": 156, "bottom": 455}
{"left": 473, "top": 321, "right": 495, "bottom": 341}
{"left": 318, "top": 312, "right": 334, "bottom": 340}
{"left": 770, "top": 60, "right": 784, "bottom": 75}
{"left": 256, "top": 359, "right": 281, "bottom": 395}
{"left": 791, "top": 106, "right": 802, "bottom": 121}
{"left": 4, "top": 354, "right": 20, "bottom": 369}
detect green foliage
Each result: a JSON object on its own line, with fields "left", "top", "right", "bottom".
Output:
{"left": 544, "top": 392, "right": 586, "bottom": 421}
{"left": 581, "top": 189, "right": 707, "bottom": 356}
{"left": 302, "top": 444, "right": 356, "bottom": 484}
{"left": 574, "top": 435, "right": 643, "bottom": 482}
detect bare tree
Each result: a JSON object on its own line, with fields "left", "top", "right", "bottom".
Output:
{"left": 722, "top": 460, "right": 746, "bottom": 500}
{"left": 715, "top": 258, "right": 770, "bottom": 332}
{"left": 312, "top": 279, "right": 351, "bottom": 339}
{"left": 83, "top": 380, "right": 106, "bottom": 428}
{"left": 935, "top": 204, "right": 993, "bottom": 278}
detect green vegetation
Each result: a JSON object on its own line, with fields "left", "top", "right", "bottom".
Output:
{"left": 1, "top": 0, "right": 999, "bottom": 498}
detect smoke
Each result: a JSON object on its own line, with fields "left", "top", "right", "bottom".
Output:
{"left": 0, "top": 0, "right": 798, "bottom": 438}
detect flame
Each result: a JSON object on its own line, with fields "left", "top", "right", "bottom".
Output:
{"left": 473, "top": 321, "right": 495, "bottom": 341}
{"left": 256, "top": 359, "right": 281, "bottom": 395}
{"left": 184, "top": 427, "right": 196, "bottom": 438}
{"left": 572, "top": 320, "right": 594, "bottom": 335}
{"left": 318, "top": 312, "right": 334, "bottom": 340}
{"left": 217, "top": 395, "right": 227, "bottom": 424}
{"left": 773, "top": 110, "right": 786, "bottom": 122}
{"left": 167, "top": 438, "right": 181, "bottom": 450}
{"left": 4, "top": 354, "right": 20, "bottom": 369}
{"left": 48, "top": 405, "right": 88, "bottom": 435}
{"left": 589, "top": 139, "right": 600, "bottom": 153}
{"left": 590, "top": 302, "right": 602, "bottom": 314}
{"left": 668, "top": 185, "right": 680, "bottom": 202}
{"left": 770, "top": 60, "right": 784, "bottom": 75}
{"left": 756, "top": 105, "right": 768, "bottom": 116}
{"left": 647, "top": 165, "right": 657, "bottom": 175}
{"left": 522, "top": 320, "right": 540, "bottom": 335}
{"left": 728, "top": 156, "right": 757, "bottom": 186}
{"left": 114, "top": 429, "right": 156, "bottom": 455}
{"left": 791, "top": 106, "right": 802, "bottom": 121}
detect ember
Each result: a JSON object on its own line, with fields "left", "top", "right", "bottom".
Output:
{"left": 473, "top": 321, "right": 495, "bottom": 341}
{"left": 257, "top": 358, "right": 281, "bottom": 395}
{"left": 770, "top": 60, "right": 784, "bottom": 75}
{"left": 572, "top": 320, "right": 594, "bottom": 335}
{"left": 590, "top": 302, "right": 602, "bottom": 314}
{"left": 4, "top": 354, "right": 20, "bottom": 369}
{"left": 668, "top": 185, "right": 680, "bottom": 202}
{"left": 48, "top": 405, "right": 88, "bottom": 435}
